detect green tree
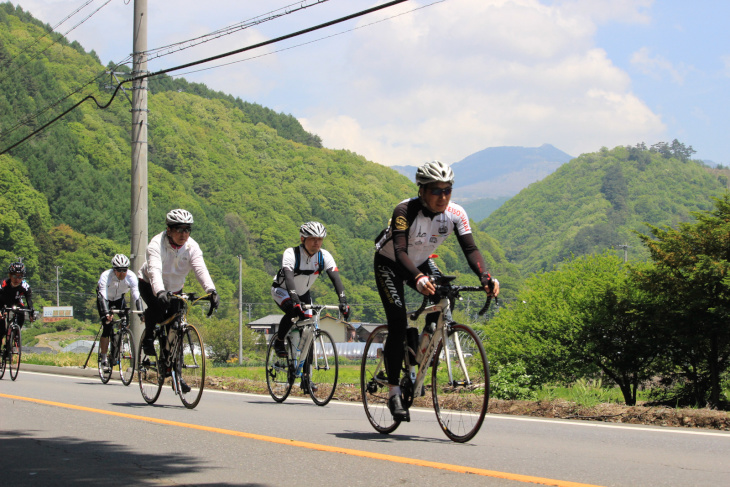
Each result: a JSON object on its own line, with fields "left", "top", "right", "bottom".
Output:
{"left": 635, "top": 194, "right": 730, "bottom": 407}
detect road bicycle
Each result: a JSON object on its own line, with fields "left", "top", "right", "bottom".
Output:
{"left": 265, "top": 304, "right": 340, "bottom": 406}
{"left": 361, "top": 275, "right": 492, "bottom": 443}
{"left": 137, "top": 293, "right": 212, "bottom": 409}
{"left": 97, "top": 307, "right": 142, "bottom": 386}
{"left": 0, "top": 306, "right": 35, "bottom": 381}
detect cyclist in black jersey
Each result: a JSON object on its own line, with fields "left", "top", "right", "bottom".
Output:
{"left": 271, "top": 221, "right": 350, "bottom": 358}
{"left": 373, "top": 160, "right": 499, "bottom": 420}
{"left": 0, "top": 262, "right": 35, "bottom": 355}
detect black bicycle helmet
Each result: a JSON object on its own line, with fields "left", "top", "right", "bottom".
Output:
{"left": 8, "top": 262, "right": 25, "bottom": 276}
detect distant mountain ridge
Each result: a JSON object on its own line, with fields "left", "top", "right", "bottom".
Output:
{"left": 390, "top": 144, "right": 574, "bottom": 221}
{"left": 391, "top": 144, "right": 573, "bottom": 199}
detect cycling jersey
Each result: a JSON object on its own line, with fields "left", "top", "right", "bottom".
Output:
{"left": 272, "top": 245, "right": 338, "bottom": 295}
{"left": 138, "top": 230, "right": 216, "bottom": 295}
{"left": 0, "top": 278, "right": 33, "bottom": 310}
{"left": 97, "top": 269, "right": 141, "bottom": 303}
{"left": 375, "top": 197, "right": 487, "bottom": 279}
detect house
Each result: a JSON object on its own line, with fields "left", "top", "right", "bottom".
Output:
{"left": 247, "top": 313, "right": 361, "bottom": 342}
{"left": 246, "top": 314, "right": 282, "bottom": 335}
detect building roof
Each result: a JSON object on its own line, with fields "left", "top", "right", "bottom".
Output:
{"left": 247, "top": 314, "right": 284, "bottom": 326}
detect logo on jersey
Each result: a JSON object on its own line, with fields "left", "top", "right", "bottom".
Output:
{"left": 395, "top": 216, "right": 408, "bottom": 231}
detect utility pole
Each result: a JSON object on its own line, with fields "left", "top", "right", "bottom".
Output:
{"left": 238, "top": 255, "right": 243, "bottom": 365}
{"left": 617, "top": 244, "right": 630, "bottom": 263}
{"left": 55, "top": 266, "right": 62, "bottom": 306}
{"left": 130, "top": 0, "right": 148, "bottom": 347}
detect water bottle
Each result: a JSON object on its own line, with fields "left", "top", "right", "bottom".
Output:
{"left": 298, "top": 326, "right": 313, "bottom": 359}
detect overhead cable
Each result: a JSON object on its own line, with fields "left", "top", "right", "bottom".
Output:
{"left": 1, "top": 0, "right": 409, "bottom": 155}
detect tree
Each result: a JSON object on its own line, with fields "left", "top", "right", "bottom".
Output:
{"left": 484, "top": 252, "right": 663, "bottom": 405}
{"left": 635, "top": 194, "right": 730, "bottom": 407}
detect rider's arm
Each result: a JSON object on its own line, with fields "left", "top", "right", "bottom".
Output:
{"left": 456, "top": 232, "right": 499, "bottom": 295}
{"left": 325, "top": 268, "right": 346, "bottom": 300}
{"left": 145, "top": 234, "right": 166, "bottom": 296}
{"left": 281, "top": 268, "right": 302, "bottom": 305}
{"left": 126, "top": 273, "right": 144, "bottom": 311}
{"left": 188, "top": 241, "right": 216, "bottom": 294}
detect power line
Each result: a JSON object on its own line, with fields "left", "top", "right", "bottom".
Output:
{"left": 0, "top": 0, "right": 409, "bottom": 155}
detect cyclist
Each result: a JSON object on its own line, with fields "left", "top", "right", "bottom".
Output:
{"left": 0, "top": 262, "right": 35, "bottom": 356}
{"left": 137, "top": 209, "right": 219, "bottom": 391}
{"left": 271, "top": 221, "right": 350, "bottom": 360}
{"left": 96, "top": 254, "right": 144, "bottom": 370}
{"left": 374, "top": 160, "right": 499, "bottom": 420}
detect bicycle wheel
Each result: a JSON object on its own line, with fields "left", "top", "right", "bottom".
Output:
{"left": 178, "top": 324, "right": 205, "bottom": 409}
{"left": 119, "top": 328, "right": 135, "bottom": 386}
{"left": 307, "top": 329, "right": 338, "bottom": 406}
{"left": 431, "top": 323, "right": 489, "bottom": 443}
{"left": 265, "top": 335, "right": 294, "bottom": 402}
{"left": 361, "top": 325, "right": 400, "bottom": 434}
{"left": 9, "top": 326, "right": 21, "bottom": 381}
{"left": 98, "top": 335, "right": 113, "bottom": 384}
{"left": 138, "top": 328, "right": 163, "bottom": 404}
{"left": 0, "top": 341, "right": 7, "bottom": 380}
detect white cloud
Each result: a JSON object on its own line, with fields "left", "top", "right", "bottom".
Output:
{"left": 630, "top": 47, "right": 687, "bottom": 84}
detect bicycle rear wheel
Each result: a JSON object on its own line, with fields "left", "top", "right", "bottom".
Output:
{"left": 178, "top": 324, "right": 205, "bottom": 409}
{"left": 138, "top": 328, "right": 163, "bottom": 404}
{"left": 431, "top": 323, "right": 489, "bottom": 443}
{"left": 0, "top": 341, "right": 7, "bottom": 380}
{"left": 119, "top": 328, "right": 135, "bottom": 386}
{"left": 9, "top": 327, "right": 21, "bottom": 381}
{"left": 307, "top": 329, "right": 338, "bottom": 406}
{"left": 361, "top": 325, "right": 400, "bottom": 434}
{"left": 265, "top": 335, "right": 294, "bottom": 402}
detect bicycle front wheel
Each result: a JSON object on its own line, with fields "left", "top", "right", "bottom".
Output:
{"left": 265, "top": 335, "right": 294, "bottom": 402}
{"left": 9, "top": 327, "right": 21, "bottom": 381}
{"left": 360, "top": 325, "right": 400, "bottom": 434}
{"left": 0, "top": 340, "right": 7, "bottom": 380}
{"left": 98, "top": 336, "right": 112, "bottom": 384}
{"left": 137, "top": 328, "right": 163, "bottom": 404}
{"left": 178, "top": 324, "right": 205, "bottom": 409}
{"left": 431, "top": 323, "right": 489, "bottom": 443}
{"left": 307, "top": 329, "right": 338, "bottom": 406}
{"left": 119, "top": 328, "right": 135, "bottom": 386}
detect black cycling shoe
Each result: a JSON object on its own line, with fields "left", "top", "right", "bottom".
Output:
{"left": 388, "top": 395, "right": 409, "bottom": 422}
{"left": 142, "top": 338, "right": 156, "bottom": 356}
{"left": 179, "top": 379, "right": 191, "bottom": 394}
{"left": 274, "top": 338, "right": 288, "bottom": 358}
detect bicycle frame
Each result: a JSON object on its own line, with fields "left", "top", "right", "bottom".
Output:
{"left": 289, "top": 305, "right": 338, "bottom": 379}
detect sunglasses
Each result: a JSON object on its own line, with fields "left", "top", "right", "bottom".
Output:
{"left": 114, "top": 268, "right": 128, "bottom": 273}
{"left": 171, "top": 226, "right": 192, "bottom": 234}
{"left": 428, "top": 187, "right": 453, "bottom": 196}
{"left": 9, "top": 273, "right": 23, "bottom": 278}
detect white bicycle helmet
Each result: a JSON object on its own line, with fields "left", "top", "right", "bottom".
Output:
{"left": 111, "top": 254, "right": 130, "bottom": 269}
{"left": 166, "top": 208, "right": 194, "bottom": 226}
{"left": 415, "top": 160, "right": 455, "bottom": 186}
{"left": 300, "top": 221, "right": 327, "bottom": 239}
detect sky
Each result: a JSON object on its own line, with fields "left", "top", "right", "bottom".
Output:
{"left": 13, "top": 0, "right": 730, "bottom": 167}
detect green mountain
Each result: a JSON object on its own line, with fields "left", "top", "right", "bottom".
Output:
{"left": 480, "top": 144, "right": 730, "bottom": 275}
{"left": 0, "top": 4, "right": 514, "bottom": 321}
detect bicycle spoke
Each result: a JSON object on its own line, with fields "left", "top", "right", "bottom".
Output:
{"left": 431, "top": 323, "right": 489, "bottom": 442}
{"left": 9, "top": 326, "right": 21, "bottom": 381}
{"left": 138, "top": 329, "right": 163, "bottom": 404}
{"left": 361, "top": 325, "right": 400, "bottom": 434}
{"left": 308, "top": 330, "right": 338, "bottom": 406}
{"left": 178, "top": 324, "right": 205, "bottom": 409}
{"left": 119, "top": 328, "right": 135, "bottom": 386}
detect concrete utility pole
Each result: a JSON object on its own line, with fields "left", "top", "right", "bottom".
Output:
{"left": 130, "top": 0, "right": 148, "bottom": 345}
{"left": 617, "top": 244, "right": 630, "bottom": 263}
{"left": 238, "top": 255, "right": 243, "bottom": 365}
{"left": 55, "top": 266, "right": 62, "bottom": 306}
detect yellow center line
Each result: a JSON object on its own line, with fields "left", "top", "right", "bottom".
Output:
{"left": 1, "top": 392, "right": 603, "bottom": 487}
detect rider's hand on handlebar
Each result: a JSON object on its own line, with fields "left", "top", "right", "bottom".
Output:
{"left": 293, "top": 303, "right": 306, "bottom": 321}
{"left": 157, "top": 290, "right": 170, "bottom": 306}
{"left": 416, "top": 274, "right": 435, "bottom": 296}
{"left": 480, "top": 273, "right": 500, "bottom": 297}
{"left": 339, "top": 298, "right": 351, "bottom": 320}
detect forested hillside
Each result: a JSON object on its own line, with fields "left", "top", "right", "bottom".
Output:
{"left": 481, "top": 143, "right": 730, "bottom": 275}
{"left": 0, "top": 4, "right": 514, "bottom": 321}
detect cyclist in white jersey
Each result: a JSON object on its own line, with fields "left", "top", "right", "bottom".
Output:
{"left": 96, "top": 254, "right": 143, "bottom": 369}
{"left": 138, "top": 209, "right": 219, "bottom": 364}
{"left": 374, "top": 160, "right": 500, "bottom": 420}
{"left": 271, "top": 221, "right": 350, "bottom": 358}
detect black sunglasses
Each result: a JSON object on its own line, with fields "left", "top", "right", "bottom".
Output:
{"left": 428, "top": 187, "right": 453, "bottom": 196}
{"left": 171, "top": 226, "right": 192, "bottom": 234}
{"left": 114, "top": 268, "right": 128, "bottom": 273}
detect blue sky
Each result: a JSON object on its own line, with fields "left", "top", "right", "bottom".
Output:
{"left": 15, "top": 0, "right": 730, "bottom": 167}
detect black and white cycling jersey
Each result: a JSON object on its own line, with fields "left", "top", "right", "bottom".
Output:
{"left": 272, "top": 245, "right": 338, "bottom": 295}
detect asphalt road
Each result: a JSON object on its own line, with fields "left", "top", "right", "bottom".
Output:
{"left": 1, "top": 365, "right": 729, "bottom": 487}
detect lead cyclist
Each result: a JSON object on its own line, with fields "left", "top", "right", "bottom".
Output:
{"left": 373, "top": 160, "right": 500, "bottom": 420}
